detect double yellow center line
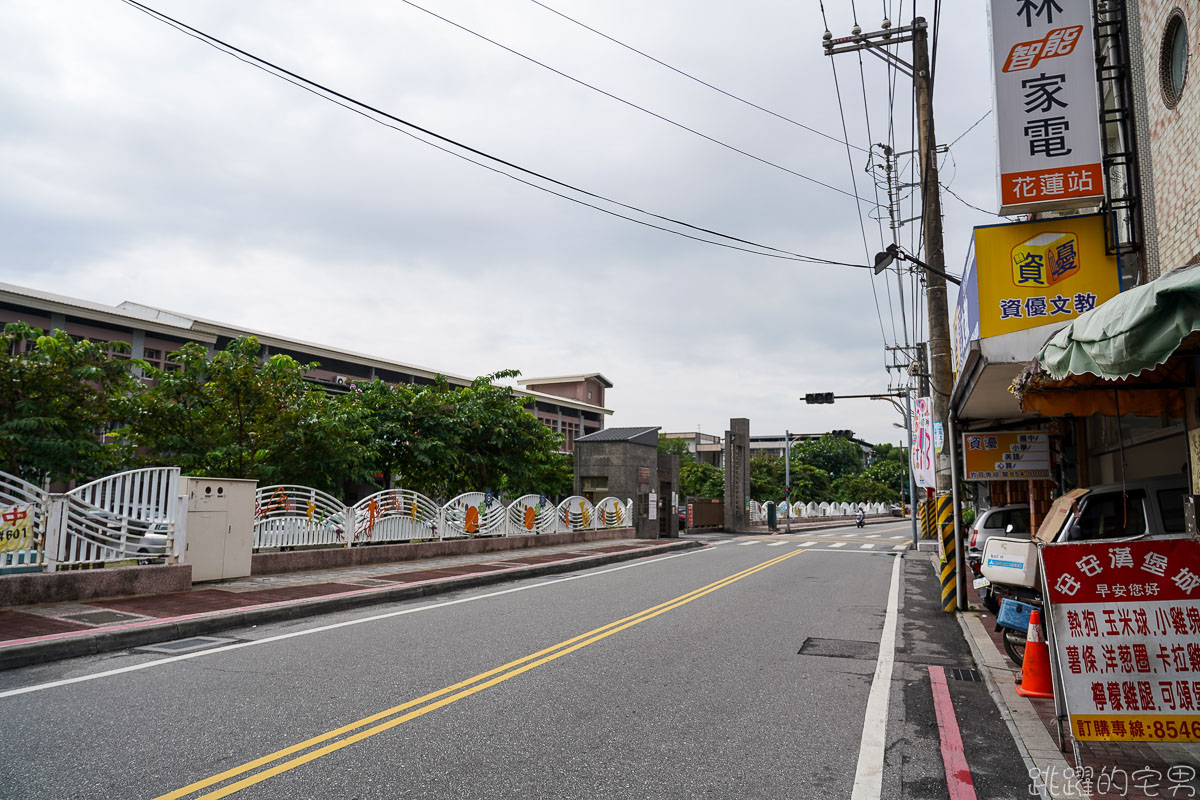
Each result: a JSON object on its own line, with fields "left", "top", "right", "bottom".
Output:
{"left": 157, "top": 548, "right": 805, "bottom": 799}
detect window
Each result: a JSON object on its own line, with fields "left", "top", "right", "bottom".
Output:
{"left": 983, "top": 510, "right": 1007, "bottom": 529}
{"left": 1073, "top": 490, "right": 1147, "bottom": 540}
{"left": 1161, "top": 11, "right": 1189, "bottom": 108}
{"left": 1005, "top": 507, "right": 1031, "bottom": 533}
{"left": 1157, "top": 489, "right": 1186, "bottom": 533}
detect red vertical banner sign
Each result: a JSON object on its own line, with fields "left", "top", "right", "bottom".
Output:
{"left": 1041, "top": 537, "right": 1200, "bottom": 742}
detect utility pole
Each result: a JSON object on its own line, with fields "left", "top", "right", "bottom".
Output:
{"left": 824, "top": 17, "right": 954, "bottom": 492}
{"left": 784, "top": 429, "right": 791, "bottom": 534}
{"left": 912, "top": 18, "right": 953, "bottom": 493}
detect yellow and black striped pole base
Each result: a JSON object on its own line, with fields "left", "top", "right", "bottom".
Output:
{"left": 935, "top": 492, "right": 957, "bottom": 613}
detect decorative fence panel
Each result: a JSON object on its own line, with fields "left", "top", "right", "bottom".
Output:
{"left": 48, "top": 468, "right": 182, "bottom": 569}
{"left": 593, "top": 496, "right": 629, "bottom": 529}
{"left": 253, "top": 485, "right": 349, "bottom": 550}
{"left": 1, "top": 471, "right": 48, "bottom": 571}
{"left": 506, "top": 494, "right": 557, "bottom": 535}
{"left": 556, "top": 496, "right": 595, "bottom": 533}
{"left": 353, "top": 489, "right": 441, "bottom": 544}
{"left": 443, "top": 492, "right": 505, "bottom": 539}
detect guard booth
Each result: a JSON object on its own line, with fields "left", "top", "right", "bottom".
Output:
{"left": 574, "top": 427, "right": 679, "bottom": 539}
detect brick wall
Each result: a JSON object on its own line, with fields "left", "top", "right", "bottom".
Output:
{"left": 1137, "top": 1, "right": 1200, "bottom": 271}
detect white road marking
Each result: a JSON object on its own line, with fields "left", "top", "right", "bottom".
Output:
{"left": 0, "top": 547, "right": 706, "bottom": 699}
{"left": 893, "top": 544, "right": 908, "bottom": 550}
{"left": 891, "top": 535, "right": 907, "bottom": 540}
{"left": 850, "top": 549, "right": 903, "bottom": 800}
{"left": 767, "top": 542, "right": 785, "bottom": 547}
{"left": 864, "top": 534, "right": 880, "bottom": 539}
{"left": 829, "top": 542, "right": 846, "bottom": 548}
{"left": 859, "top": 544, "right": 876, "bottom": 550}
{"left": 800, "top": 541, "right": 819, "bottom": 547}
{"left": 737, "top": 541, "right": 758, "bottom": 546}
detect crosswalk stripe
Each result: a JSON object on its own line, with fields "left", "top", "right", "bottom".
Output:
{"left": 801, "top": 541, "right": 819, "bottom": 547}
{"left": 737, "top": 541, "right": 757, "bottom": 546}
{"left": 767, "top": 541, "right": 785, "bottom": 547}
{"left": 864, "top": 534, "right": 880, "bottom": 539}
{"left": 894, "top": 544, "right": 907, "bottom": 550}
{"left": 890, "top": 535, "right": 907, "bottom": 540}
{"left": 860, "top": 543, "right": 876, "bottom": 549}
{"left": 829, "top": 542, "right": 846, "bottom": 548}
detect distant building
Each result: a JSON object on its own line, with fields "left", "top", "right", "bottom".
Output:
{"left": 517, "top": 374, "right": 612, "bottom": 451}
{"left": 0, "top": 281, "right": 611, "bottom": 451}
{"left": 658, "top": 431, "right": 723, "bottom": 467}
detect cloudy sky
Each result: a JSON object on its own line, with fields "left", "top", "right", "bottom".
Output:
{"left": 2, "top": 0, "right": 1004, "bottom": 445}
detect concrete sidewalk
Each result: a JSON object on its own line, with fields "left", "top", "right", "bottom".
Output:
{"left": 953, "top": 557, "right": 1200, "bottom": 799}
{"left": 0, "top": 536, "right": 702, "bottom": 671}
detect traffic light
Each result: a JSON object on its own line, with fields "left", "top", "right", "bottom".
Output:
{"left": 831, "top": 429, "right": 854, "bottom": 439}
{"left": 804, "top": 392, "right": 835, "bottom": 404}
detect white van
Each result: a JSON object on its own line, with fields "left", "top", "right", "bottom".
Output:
{"left": 980, "top": 474, "right": 1188, "bottom": 590}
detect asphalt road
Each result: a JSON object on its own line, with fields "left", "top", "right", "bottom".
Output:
{"left": 0, "top": 522, "right": 1030, "bottom": 799}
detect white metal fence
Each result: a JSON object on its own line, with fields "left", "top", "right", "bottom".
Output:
{"left": 1, "top": 468, "right": 185, "bottom": 573}
{"left": 252, "top": 486, "right": 634, "bottom": 550}
{"left": 750, "top": 500, "right": 890, "bottom": 522}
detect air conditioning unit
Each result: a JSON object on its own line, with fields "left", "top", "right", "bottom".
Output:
{"left": 335, "top": 376, "right": 347, "bottom": 385}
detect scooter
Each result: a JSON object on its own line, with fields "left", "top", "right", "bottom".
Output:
{"left": 855, "top": 513, "right": 865, "bottom": 528}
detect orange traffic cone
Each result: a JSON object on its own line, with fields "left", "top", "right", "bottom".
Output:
{"left": 1016, "top": 609, "right": 1055, "bottom": 699}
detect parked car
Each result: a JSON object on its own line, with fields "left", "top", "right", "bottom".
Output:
{"left": 967, "top": 504, "right": 1031, "bottom": 557}
{"left": 979, "top": 473, "right": 1188, "bottom": 592}
{"left": 1054, "top": 474, "right": 1187, "bottom": 542}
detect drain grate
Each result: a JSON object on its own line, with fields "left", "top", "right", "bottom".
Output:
{"left": 949, "top": 667, "right": 982, "bottom": 682}
{"left": 62, "top": 610, "right": 144, "bottom": 626}
{"left": 136, "top": 636, "right": 234, "bottom": 655}
{"left": 798, "top": 637, "right": 879, "bottom": 660}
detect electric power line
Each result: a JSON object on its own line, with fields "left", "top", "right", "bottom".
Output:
{"left": 117, "top": 0, "right": 874, "bottom": 269}
{"left": 398, "top": 0, "right": 877, "bottom": 205}
{"left": 526, "top": 0, "right": 869, "bottom": 154}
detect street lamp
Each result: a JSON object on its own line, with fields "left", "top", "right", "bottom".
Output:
{"left": 873, "top": 243, "right": 962, "bottom": 286}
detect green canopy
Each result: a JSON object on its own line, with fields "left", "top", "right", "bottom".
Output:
{"left": 1038, "top": 264, "right": 1200, "bottom": 380}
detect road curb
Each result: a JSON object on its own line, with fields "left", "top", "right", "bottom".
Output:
{"left": 0, "top": 539, "right": 703, "bottom": 672}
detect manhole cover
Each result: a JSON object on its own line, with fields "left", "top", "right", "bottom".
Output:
{"left": 798, "top": 637, "right": 879, "bottom": 660}
{"left": 136, "top": 636, "right": 234, "bottom": 654}
{"left": 950, "top": 668, "right": 982, "bottom": 682}
{"left": 62, "top": 610, "right": 144, "bottom": 626}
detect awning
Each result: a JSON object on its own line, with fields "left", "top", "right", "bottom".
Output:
{"left": 1037, "top": 263, "right": 1200, "bottom": 380}
{"left": 1011, "top": 265, "right": 1200, "bottom": 417}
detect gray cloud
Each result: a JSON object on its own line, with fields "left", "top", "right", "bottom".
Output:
{"left": 2, "top": 0, "right": 999, "bottom": 444}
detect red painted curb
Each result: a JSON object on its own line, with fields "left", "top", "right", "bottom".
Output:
{"left": 928, "top": 665, "right": 979, "bottom": 800}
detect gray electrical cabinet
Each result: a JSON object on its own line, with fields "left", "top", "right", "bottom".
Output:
{"left": 182, "top": 477, "right": 257, "bottom": 582}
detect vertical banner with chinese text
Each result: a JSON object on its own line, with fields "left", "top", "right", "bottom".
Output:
{"left": 1042, "top": 538, "right": 1200, "bottom": 742}
{"left": 989, "top": 0, "right": 1104, "bottom": 214}
{"left": 911, "top": 397, "right": 936, "bottom": 490}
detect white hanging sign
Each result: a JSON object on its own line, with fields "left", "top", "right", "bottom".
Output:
{"left": 989, "top": 0, "right": 1105, "bottom": 214}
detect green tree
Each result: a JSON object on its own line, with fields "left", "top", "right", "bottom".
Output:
{"left": 657, "top": 434, "right": 695, "bottom": 464}
{"left": 831, "top": 474, "right": 899, "bottom": 504}
{"left": 862, "top": 460, "right": 905, "bottom": 492}
{"left": 791, "top": 435, "right": 864, "bottom": 480}
{"left": 788, "top": 463, "right": 833, "bottom": 503}
{"left": 871, "top": 442, "right": 908, "bottom": 465}
{"left": 749, "top": 455, "right": 785, "bottom": 502}
{"left": 0, "top": 322, "right": 140, "bottom": 484}
{"left": 122, "top": 337, "right": 373, "bottom": 494}
{"left": 680, "top": 462, "right": 723, "bottom": 499}
{"left": 445, "top": 371, "right": 570, "bottom": 498}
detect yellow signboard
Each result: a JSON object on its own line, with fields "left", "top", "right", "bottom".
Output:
{"left": 962, "top": 431, "right": 1050, "bottom": 481}
{"left": 0, "top": 503, "right": 35, "bottom": 553}
{"left": 974, "top": 214, "right": 1119, "bottom": 339}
